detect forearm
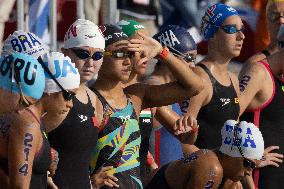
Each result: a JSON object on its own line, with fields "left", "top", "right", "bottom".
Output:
{"left": 155, "top": 106, "right": 179, "bottom": 134}
{"left": 161, "top": 52, "right": 203, "bottom": 94}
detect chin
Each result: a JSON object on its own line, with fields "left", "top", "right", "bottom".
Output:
{"left": 136, "top": 70, "right": 146, "bottom": 75}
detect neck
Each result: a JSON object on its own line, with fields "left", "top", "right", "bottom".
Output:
{"left": 206, "top": 50, "right": 232, "bottom": 66}
{"left": 152, "top": 63, "right": 175, "bottom": 83}
{"left": 123, "top": 72, "right": 139, "bottom": 87}
{"left": 26, "top": 101, "right": 44, "bottom": 119}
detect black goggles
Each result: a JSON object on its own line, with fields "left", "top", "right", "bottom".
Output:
{"left": 173, "top": 52, "right": 196, "bottom": 63}
{"left": 165, "top": 44, "right": 196, "bottom": 63}
{"left": 233, "top": 125, "right": 256, "bottom": 170}
{"left": 221, "top": 25, "right": 245, "bottom": 34}
{"left": 37, "top": 57, "right": 76, "bottom": 101}
{"left": 104, "top": 51, "right": 135, "bottom": 58}
{"left": 71, "top": 48, "right": 104, "bottom": 61}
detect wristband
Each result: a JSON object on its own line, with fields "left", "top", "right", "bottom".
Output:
{"left": 51, "top": 148, "right": 55, "bottom": 160}
{"left": 146, "top": 153, "right": 155, "bottom": 165}
{"left": 159, "top": 47, "right": 169, "bottom": 59}
{"left": 191, "top": 125, "right": 199, "bottom": 133}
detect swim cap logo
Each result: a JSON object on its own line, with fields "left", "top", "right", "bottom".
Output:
{"left": 44, "top": 59, "right": 78, "bottom": 79}
{"left": 0, "top": 56, "right": 37, "bottom": 85}
{"left": 223, "top": 124, "right": 257, "bottom": 149}
{"left": 157, "top": 30, "right": 180, "bottom": 48}
{"left": 133, "top": 24, "right": 145, "bottom": 29}
{"left": 207, "top": 4, "right": 217, "bottom": 17}
{"left": 65, "top": 24, "right": 77, "bottom": 40}
{"left": 226, "top": 7, "right": 237, "bottom": 13}
{"left": 11, "top": 33, "right": 42, "bottom": 53}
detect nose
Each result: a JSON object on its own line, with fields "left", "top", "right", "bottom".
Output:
{"left": 66, "top": 100, "right": 73, "bottom": 109}
{"left": 85, "top": 57, "right": 95, "bottom": 67}
{"left": 237, "top": 30, "right": 245, "bottom": 41}
{"left": 123, "top": 57, "right": 131, "bottom": 66}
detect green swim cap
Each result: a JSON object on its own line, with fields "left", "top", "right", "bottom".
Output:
{"left": 116, "top": 20, "right": 145, "bottom": 37}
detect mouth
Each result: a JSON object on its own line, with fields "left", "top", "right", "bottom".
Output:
{"left": 82, "top": 69, "right": 94, "bottom": 75}
{"left": 235, "top": 44, "right": 243, "bottom": 50}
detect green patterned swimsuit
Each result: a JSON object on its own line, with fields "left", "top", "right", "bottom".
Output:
{"left": 90, "top": 89, "right": 142, "bottom": 189}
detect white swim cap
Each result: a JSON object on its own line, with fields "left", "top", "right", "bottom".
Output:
{"left": 1, "top": 30, "right": 49, "bottom": 59}
{"left": 64, "top": 19, "right": 105, "bottom": 50}
{"left": 41, "top": 52, "right": 80, "bottom": 93}
{"left": 220, "top": 120, "right": 264, "bottom": 160}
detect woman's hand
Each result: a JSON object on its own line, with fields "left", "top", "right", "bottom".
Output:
{"left": 174, "top": 115, "right": 199, "bottom": 144}
{"left": 256, "top": 146, "right": 283, "bottom": 168}
{"left": 128, "top": 31, "right": 163, "bottom": 61}
{"left": 48, "top": 148, "right": 59, "bottom": 177}
{"left": 90, "top": 166, "right": 119, "bottom": 189}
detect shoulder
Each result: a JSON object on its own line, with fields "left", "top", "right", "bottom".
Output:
{"left": 9, "top": 112, "right": 41, "bottom": 139}
{"left": 239, "top": 60, "right": 269, "bottom": 79}
{"left": 85, "top": 86, "right": 98, "bottom": 108}
{"left": 194, "top": 150, "right": 223, "bottom": 171}
{"left": 193, "top": 65, "right": 213, "bottom": 88}
{"left": 246, "top": 52, "right": 267, "bottom": 65}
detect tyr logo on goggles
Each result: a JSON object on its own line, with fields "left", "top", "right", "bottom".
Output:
{"left": 71, "top": 48, "right": 103, "bottom": 61}
{"left": 104, "top": 51, "right": 135, "bottom": 58}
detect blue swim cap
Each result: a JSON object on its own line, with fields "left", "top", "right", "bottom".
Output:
{"left": 153, "top": 25, "right": 196, "bottom": 55}
{"left": 201, "top": 3, "right": 238, "bottom": 40}
{"left": 0, "top": 53, "right": 45, "bottom": 100}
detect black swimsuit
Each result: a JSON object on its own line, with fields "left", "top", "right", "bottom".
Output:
{"left": 195, "top": 64, "right": 240, "bottom": 149}
{"left": 48, "top": 92, "right": 98, "bottom": 189}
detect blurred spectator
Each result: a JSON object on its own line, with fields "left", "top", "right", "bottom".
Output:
{"left": 84, "top": 0, "right": 101, "bottom": 24}
{"left": 0, "top": 0, "right": 15, "bottom": 53}
{"left": 160, "top": 0, "right": 217, "bottom": 43}
{"left": 251, "top": 0, "right": 269, "bottom": 52}
{"left": 118, "top": 0, "right": 158, "bottom": 36}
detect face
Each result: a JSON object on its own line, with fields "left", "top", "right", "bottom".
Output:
{"left": 99, "top": 40, "right": 133, "bottom": 82}
{"left": 267, "top": 2, "right": 284, "bottom": 43}
{"left": 211, "top": 15, "right": 245, "bottom": 58}
{"left": 43, "top": 89, "right": 77, "bottom": 116}
{"left": 62, "top": 47, "right": 104, "bottom": 84}
{"left": 224, "top": 156, "right": 256, "bottom": 182}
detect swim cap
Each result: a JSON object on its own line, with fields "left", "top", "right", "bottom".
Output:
{"left": 153, "top": 25, "right": 196, "bottom": 54}
{"left": 41, "top": 52, "right": 80, "bottom": 93}
{"left": 64, "top": 19, "right": 105, "bottom": 50}
{"left": 99, "top": 24, "right": 128, "bottom": 47}
{"left": 116, "top": 20, "right": 145, "bottom": 37}
{"left": 0, "top": 53, "right": 45, "bottom": 100}
{"left": 2, "top": 30, "right": 50, "bottom": 58}
{"left": 220, "top": 120, "right": 264, "bottom": 160}
{"left": 201, "top": 3, "right": 238, "bottom": 40}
